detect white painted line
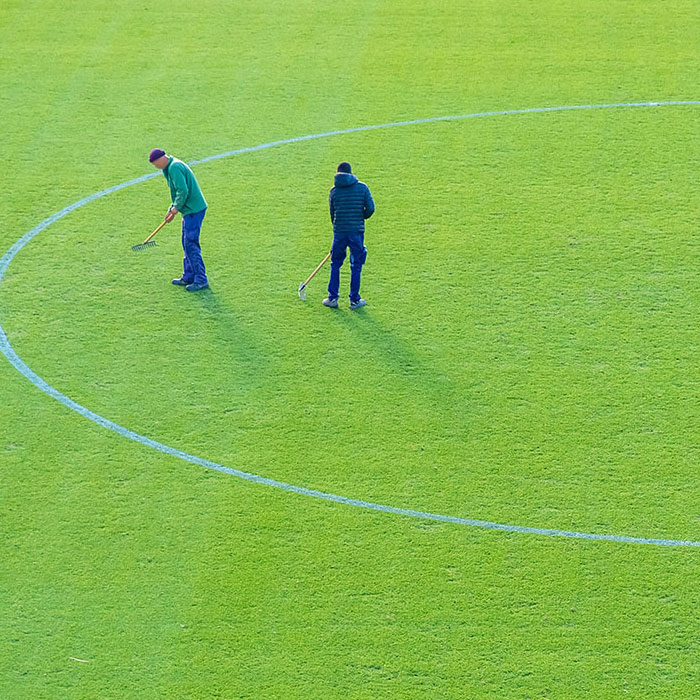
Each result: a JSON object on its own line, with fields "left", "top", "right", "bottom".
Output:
{"left": 2, "top": 101, "right": 699, "bottom": 546}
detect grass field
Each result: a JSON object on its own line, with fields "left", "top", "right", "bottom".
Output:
{"left": 2, "top": 1, "right": 700, "bottom": 698}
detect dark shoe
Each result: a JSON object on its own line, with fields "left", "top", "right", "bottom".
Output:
{"left": 349, "top": 298, "right": 367, "bottom": 310}
{"left": 322, "top": 297, "right": 339, "bottom": 308}
{"left": 186, "top": 282, "right": 209, "bottom": 292}
{"left": 172, "top": 278, "right": 192, "bottom": 286}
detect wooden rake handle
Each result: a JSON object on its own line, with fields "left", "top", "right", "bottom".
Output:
{"left": 142, "top": 219, "right": 168, "bottom": 245}
{"left": 301, "top": 251, "right": 332, "bottom": 288}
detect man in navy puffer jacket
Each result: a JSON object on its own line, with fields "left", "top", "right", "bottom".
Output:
{"left": 323, "top": 162, "right": 375, "bottom": 309}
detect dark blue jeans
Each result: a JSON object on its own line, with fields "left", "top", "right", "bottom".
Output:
{"left": 181, "top": 209, "right": 207, "bottom": 285}
{"left": 328, "top": 232, "right": 365, "bottom": 302}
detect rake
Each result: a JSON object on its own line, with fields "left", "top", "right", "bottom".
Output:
{"left": 298, "top": 251, "right": 331, "bottom": 300}
{"left": 131, "top": 220, "right": 167, "bottom": 252}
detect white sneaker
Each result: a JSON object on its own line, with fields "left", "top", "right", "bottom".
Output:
{"left": 349, "top": 298, "right": 367, "bottom": 310}
{"left": 322, "top": 297, "right": 338, "bottom": 308}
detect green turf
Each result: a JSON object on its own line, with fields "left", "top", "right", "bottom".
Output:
{"left": 2, "top": 1, "right": 700, "bottom": 698}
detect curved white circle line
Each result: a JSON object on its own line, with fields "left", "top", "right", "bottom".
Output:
{"left": 2, "top": 101, "right": 700, "bottom": 547}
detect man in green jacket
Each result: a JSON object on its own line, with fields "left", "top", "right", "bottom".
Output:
{"left": 149, "top": 148, "right": 209, "bottom": 292}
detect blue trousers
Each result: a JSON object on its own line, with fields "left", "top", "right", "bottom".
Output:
{"left": 328, "top": 232, "right": 365, "bottom": 302}
{"left": 181, "top": 209, "right": 207, "bottom": 285}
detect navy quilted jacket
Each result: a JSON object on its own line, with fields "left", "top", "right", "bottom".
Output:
{"left": 329, "top": 173, "right": 375, "bottom": 234}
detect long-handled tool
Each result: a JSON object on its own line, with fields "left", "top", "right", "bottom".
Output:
{"left": 131, "top": 220, "right": 167, "bottom": 252}
{"left": 298, "top": 251, "right": 331, "bottom": 300}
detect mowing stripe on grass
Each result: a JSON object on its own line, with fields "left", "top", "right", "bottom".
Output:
{"left": 2, "top": 100, "right": 700, "bottom": 547}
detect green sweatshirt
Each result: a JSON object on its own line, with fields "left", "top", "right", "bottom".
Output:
{"left": 163, "top": 157, "right": 207, "bottom": 215}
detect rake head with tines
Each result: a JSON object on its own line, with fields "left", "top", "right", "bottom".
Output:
{"left": 131, "top": 220, "right": 166, "bottom": 252}
{"left": 132, "top": 240, "right": 157, "bottom": 252}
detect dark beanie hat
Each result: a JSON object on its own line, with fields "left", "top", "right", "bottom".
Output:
{"left": 337, "top": 161, "right": 352, "bottom": 173}
{"left": 149, "top": 148, "right": 166, "bottom": 163}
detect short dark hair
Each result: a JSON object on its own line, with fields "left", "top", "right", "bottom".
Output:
{"left": 337, "top": 162, "right": 352, "bottom": 173}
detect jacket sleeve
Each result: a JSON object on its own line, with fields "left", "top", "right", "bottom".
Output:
{"left": 329, "top": 188, "right": 335, "bottom": 223}
{"left": 169, "top": 164, "right": 190, "bottom": 211}
{"left": 363, "top": 185, "right": 375, "bottom": 219}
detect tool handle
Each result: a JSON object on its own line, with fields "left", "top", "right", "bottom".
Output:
{"left": 301, "top": 251, "right": 332, "bottom": 288}
{"left": 142, "top": 220, "right": 167, "bottom": 245}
